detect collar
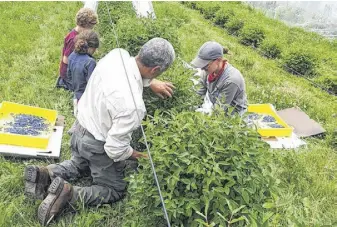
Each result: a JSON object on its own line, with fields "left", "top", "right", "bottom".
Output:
{"left": 208, "top": 60, "right": 227, "bottom": 83}
{"left": 130, "top": 57, "right": 152, "bottom": 88}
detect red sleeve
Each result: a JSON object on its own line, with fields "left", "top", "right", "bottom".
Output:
{"left": 64, "top": 38, "right": 75, "bottom": 57}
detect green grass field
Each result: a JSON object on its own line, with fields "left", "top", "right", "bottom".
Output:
{"left": 0, "top": 1, "right": 336, "bottom": 226}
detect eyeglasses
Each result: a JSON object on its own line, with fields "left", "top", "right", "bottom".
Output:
{"left": 201, "top": 60, "right": 214, "bottom": 71}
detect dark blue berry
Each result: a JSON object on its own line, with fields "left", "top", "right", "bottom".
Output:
{"left": 4, "top": 114, "right": 49, "bottom": 136}
{"left": 269, "top": 124, "right": 284, "bottom": 128}
{"left": 246, "top": 113, "right": 261, "bottom": 121}
{"left": 262, "top": 115, "right": 276, "bottom": 122}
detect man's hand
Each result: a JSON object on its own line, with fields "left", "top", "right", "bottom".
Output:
{"left": 150, "top": 79, "right": 175, "bottom": 99}
{"left": 129, "top": 150, "right": 148, "bottom": 160}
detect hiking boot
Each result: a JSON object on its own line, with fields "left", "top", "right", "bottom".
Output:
{"left": 38, "top": 177, "right": 73, "bottom": 226}
{"left": 24, "top": 165, "right": 51, "bottom": 200}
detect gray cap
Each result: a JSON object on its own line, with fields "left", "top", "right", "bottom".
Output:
{"left": 191, "top": 41, "right": 224, "bottom": 68}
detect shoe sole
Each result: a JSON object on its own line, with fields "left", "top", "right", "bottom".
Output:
{"left": 24, "top": 165, "right": 50, "bottom": 200}
{"left": 24, "top": 165, "right": 39, "bottom": 182}
{"left": 38, "top": 177, "right": 64, "bottom": 226}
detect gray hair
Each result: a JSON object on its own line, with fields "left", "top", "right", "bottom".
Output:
{"left": 138, "top": 38, "right": 175, "bottom": 73}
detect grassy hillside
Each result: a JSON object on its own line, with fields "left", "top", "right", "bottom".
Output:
{"left": 0, "top": 2, "right": 81, "bottom": 226}
{"left": 0, "top": 1, "right": 336, "bottom": 227}
{"left": 183, "top": 2, "right": 337, "bottom": 95}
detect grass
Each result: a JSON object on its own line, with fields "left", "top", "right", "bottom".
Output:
{"left": 0, "top": 2, "right": 81, "bottom": 226}
{"left": 0, "top": 1, "right": 336, "bottom": 226}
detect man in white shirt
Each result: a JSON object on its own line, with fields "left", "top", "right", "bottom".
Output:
{"left": 24, "top": 38, "right": 175, "bottom": 225}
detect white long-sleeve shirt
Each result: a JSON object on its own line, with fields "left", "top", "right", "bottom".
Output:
{"left": 77, "top": 48, "right": 149, "bottom": 162}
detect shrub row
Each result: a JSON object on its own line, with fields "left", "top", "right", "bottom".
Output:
{"left": 124, "top": 111, "right": 275, "bottom": 226}
{"left": 98, "top": 2, "right": 181, "bottom": 58}
{"left": 98, "top": 3, "right": 276, "bottom": 226}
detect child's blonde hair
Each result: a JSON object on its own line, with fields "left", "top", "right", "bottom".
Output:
{"left": 74, "top": 30, "right": 99, "bottom": 54}
{"left": 76, "top": 8, "right": 98, "bottom": 29}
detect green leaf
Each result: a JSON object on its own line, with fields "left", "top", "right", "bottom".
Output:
{"left": 262, "top": 212, "right": 274, "bottom": 223}
{"left": 232, "top": 205, "right": 246, "bottom": 215}
{"left": 217, "top": 212, "right": 228, "bottom": 221}
{"left": 226, "top": 198, "right": 234, "bottom": 212}
{"left": 195, "top": 218, "right": 208, "bottom": 225}
{"left": 229, "top": 216, "right": 246, "bottom": 224}
{"left": 262, "top": 202, "right": 275, "bottom": 209}
{"left": 224, "top": 187, "right": 230, "bottom": 195}
{"left": 242, "top": 190, "right": 249, "bottom": 203}
{"left": 196, "top": 211, "right": 207, "bottom": 220}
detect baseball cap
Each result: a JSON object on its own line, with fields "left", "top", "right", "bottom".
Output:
{"left": 191, "top": 41, "right": 224, "bottom": 69}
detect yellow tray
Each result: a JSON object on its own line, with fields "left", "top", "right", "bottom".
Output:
{"left": 247, "top": 104, "right": 293, "bottom": 137}
{"left": 0, "top": 101, "right": 58, "bottom": 149}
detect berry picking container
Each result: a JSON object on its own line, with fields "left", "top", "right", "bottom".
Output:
{"left": 247, "top": 104, "right": 293, "bottom": 137}
{"left": 0, "top": 101, "right": 58, "bottom": 149}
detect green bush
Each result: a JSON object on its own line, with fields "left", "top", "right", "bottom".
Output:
{"left": 239, "top": 26, "right": 265, "bottom": 48}
{"left": 159, "top": 2, "right": 191, "bottom": 27}
{"left": 196, "top": 3, "right": 221, "bottom": 21}
{"left": 99, "top": 2, "right": 182, "bottom": 57}
{"left": 282, "top": 51, "right": 318, "bottom": 77}
{"left": 111, "top": 17, "right": 181, "bottom": 56}
{"left": 225, "top": 19, "right": 244, "bottom": 36}
{"left": 181, "top": 1, "right": 197, "bottom": 10}
{"left": 315, "top": 75, "right": 337, "bottom": 95}
{"left": 124, "top": 111, "right": 275, "bottom": 226}
{"left": 143, "top": 62, "right": 200, "bottom": 116}
{"left": 259, "top": 40, "right": 282, "bottom": 59}
{"left": 214, "top": 9, "right": 235, "bottom": 27}
{"left": 98, "top": 2, "right": 135, "bottom": 25}
{"left": 97, "top": 1, "right": 136, "bottom": 56}
{"left": 194, "top": 2, "right": 207, "bottom": 14}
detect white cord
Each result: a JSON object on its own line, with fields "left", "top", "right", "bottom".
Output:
{"left": 104, "top": 2, "right": 171, "bottom": 226}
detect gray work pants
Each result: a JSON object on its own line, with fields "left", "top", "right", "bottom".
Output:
{"left": 47, "top": 122, "right": 127, "bottom": 206}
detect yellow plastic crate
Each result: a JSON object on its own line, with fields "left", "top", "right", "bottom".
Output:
{"left": 0, "top": 101, "right": 58, "bottom": 149}
{"left": 247, "top": 104, "right": 293, "bottom": 137}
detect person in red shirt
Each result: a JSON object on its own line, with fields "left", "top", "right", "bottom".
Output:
{"left": 55, "top": 8, "right": 98, "bottom": 90}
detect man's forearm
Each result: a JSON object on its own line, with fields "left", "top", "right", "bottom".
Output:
{"left": 128, "top": 149, "right": 148, "bottom": 160}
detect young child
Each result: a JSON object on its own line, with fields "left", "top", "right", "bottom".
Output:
{"left": 56, "top": 7, "right": 98, "bottom": 90}
{"left": 67, "top": 30, "right": 99, "bottom": 115}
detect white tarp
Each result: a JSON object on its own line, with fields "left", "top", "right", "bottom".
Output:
{"left": 83, "top": 1, "right": 98, "bottom": 12}
{"left": 262, "top": 132, "right": 307, "bottom": 149}
{"left": 82, "top": 1, "right": 156, "bottom": 19}
{"left": 132, "top": 1, "right": 156, "bottom": 19}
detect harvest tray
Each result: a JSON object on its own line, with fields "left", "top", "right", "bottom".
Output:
{"left": 247, "top": 104, "right": 293, "bottom": 137}
{"left": 0, "top": 101, "right": 58, "bottom": 149}
{"left": 0, "top": 115, "right": 64, "bottom": 159}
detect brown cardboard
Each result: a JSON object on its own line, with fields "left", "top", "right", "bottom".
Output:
{"left": 277, "top": 107, "right": 325, "bottom": 138}
{"left": 55, "top": 115, "right": 65, "bottom": 126}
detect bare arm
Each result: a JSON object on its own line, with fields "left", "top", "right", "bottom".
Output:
{"left": 62, "top": 55, "right": 69, "bottom": 65}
